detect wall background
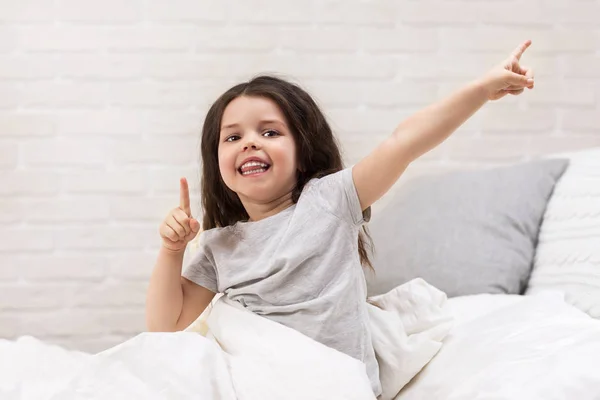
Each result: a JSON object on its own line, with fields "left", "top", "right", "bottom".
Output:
{"left": 1, "top": 0, "right": 599, "bottom": 352}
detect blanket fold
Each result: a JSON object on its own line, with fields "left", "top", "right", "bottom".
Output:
{"left": 0, "top": 279, "right": 453, "bottom": 400}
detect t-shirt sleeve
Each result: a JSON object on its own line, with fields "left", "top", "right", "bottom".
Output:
{"left": 310, "top": 166, "right": 371, "bottom": 226}
{"left": 181, "top": 242, "right": 218, "bottom": 293}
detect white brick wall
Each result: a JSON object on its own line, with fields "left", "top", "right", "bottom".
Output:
{"left": 1, "top": 0, "right": 599, "bottom": 353}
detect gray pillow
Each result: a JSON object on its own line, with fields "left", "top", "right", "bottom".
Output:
{"left": 365, "top": 159, "right": 569, "bottom": 298}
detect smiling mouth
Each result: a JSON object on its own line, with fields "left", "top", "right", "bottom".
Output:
{"left": 238, "top": 161, "right": 271, "bottom": 176}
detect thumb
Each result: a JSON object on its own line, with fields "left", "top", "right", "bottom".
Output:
{"left": 507, "top": 71, "right": 533, "bottom": 87}
{"left": 190, "top": 218, "right": 201, "bottom": 233}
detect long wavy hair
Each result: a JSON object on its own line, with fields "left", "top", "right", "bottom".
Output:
{"left": 199, "top": 75, "right": 373, "bottom": 270}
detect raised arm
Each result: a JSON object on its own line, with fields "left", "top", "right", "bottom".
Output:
{"left": 146, "top": 177, "right": 213, "bottom": 332}
{"left": 353, "top": 40, "right": 535, "bottom": 210}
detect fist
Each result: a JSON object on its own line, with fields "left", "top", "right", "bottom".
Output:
{"left": 481, "top": 40, "right": 535, "bottom": 101}
{"left": 159, "top": 177, "right": 201, "bottom": 253}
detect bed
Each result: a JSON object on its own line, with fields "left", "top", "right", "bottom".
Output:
{"left": 2, "top": 148, "right": 600, "bottom": 399}
{"left": 367, "top": 147, "right": 600, "bottom": 399}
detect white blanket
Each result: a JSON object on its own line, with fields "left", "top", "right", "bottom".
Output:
{"left": 398, "top": 292, "right": 600, "bottom": 399}
{"left": 0, "top": 279, "right": 453, "bottom": 400}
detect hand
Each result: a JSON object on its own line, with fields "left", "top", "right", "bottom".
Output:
{"left": 159, "top": 177, "right": 201, "bottom": 253}
{"left": 480, "top": 40, "right": 535, "bottom": 101}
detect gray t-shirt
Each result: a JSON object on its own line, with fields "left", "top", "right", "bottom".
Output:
{"left": 183, "top": 167, "right": 381, "bottom": 396}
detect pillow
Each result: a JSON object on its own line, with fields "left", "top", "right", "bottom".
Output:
{"left": 365, "top": 158, "right": 569, "bottom": 298}
{"left": 526, "top": 148, "right": 600, "bottom": 319}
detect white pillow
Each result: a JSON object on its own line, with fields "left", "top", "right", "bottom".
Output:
{"left": 526, "top": 148, "right": 600, "bottom": 318}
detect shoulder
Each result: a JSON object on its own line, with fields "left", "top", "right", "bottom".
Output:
{"left": 188, "top": 224, "right": 238, "bottom": 253}
{"left": 299, "top": 168, "right": 357, "bottom": 206}
{"left": 299, "top": 167, "right": 370, "bottom": 226}
{"left": 302, "top": 168, "right": 351, "bottom": 194}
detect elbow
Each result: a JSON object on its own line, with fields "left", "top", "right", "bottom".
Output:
{"left": 145, "top": 309, "right": 178, "bottom": 333}
{"left": 145, "top": 315, "right": 160, "bottom": 332}
{"left": 146, "top": 319, "right": 178, "bottom": 333}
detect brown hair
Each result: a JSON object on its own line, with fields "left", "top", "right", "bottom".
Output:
{"left": 199, "top": 75, "right": 374, "bottom": 270}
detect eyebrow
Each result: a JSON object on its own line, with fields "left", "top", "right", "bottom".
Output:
{"left": 221, "top": 119, "right": 285, "bottom": 131}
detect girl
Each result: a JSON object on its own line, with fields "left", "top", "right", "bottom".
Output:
{"left": 146, "top": 40, "right": 535, "bottom": 396}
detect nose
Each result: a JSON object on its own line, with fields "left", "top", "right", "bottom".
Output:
{"left": 242, "top": 135, "right": 261, "bottom": 151}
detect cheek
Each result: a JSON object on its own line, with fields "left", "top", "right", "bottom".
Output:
{"left": 217, "top": 148, "right": 235, "bottom": 179}
{"left": 273, "top": 141, "right": 297, "bottom": 172}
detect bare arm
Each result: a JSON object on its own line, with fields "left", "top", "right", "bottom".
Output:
{"left": 353, "top": 40, "right": 535, "bottom": 210}
{"left": 145, "top": 247, "right": 215, "bottom": 332}
{"left": 145, "top": 177, "right": 215, "bottom": 332}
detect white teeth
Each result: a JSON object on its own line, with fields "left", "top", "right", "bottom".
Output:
{"left": 242, "top": 168, "right": 267, "bottom": 176}
{"left": 240, "top": 161, "right": 268, "bottom": 169}
{"left": 239, "top": 160, "right": 270, "bottom": 176}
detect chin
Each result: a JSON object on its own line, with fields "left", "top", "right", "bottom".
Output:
{"left": 237, "top": 184, "right": 279, "bottom": 203}
{"left": 223, "top": 168, "right": 296, "bottom": 203}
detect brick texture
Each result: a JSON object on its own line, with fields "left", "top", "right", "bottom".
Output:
{"left": 1, "top": 0, "right": 599, "bottom": 353}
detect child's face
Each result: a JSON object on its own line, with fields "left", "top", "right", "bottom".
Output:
{"left": 218, "top": 95, "right": 298, "bottom": 204}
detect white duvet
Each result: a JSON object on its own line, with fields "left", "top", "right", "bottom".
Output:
{"left": 0, "top": 279, "right": 452, "bottom": 400}
{"left": 398, "top": 292, "right": 600, "bottom": 400}
{"left": 2, "top": 282, "right": 600, "bottom": 400}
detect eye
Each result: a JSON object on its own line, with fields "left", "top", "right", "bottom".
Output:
{"left": 263, "top": 129, "right": 280, "bottom": 137}
{"left": 225, "top": 134, "right": 240, "bottom": 142}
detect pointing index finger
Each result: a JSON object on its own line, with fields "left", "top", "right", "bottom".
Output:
{"left": 511, "top": 39, "right": 532, "bottom": 61}
{"left": 180, "top": 177, "right": 191, "bottom": 216}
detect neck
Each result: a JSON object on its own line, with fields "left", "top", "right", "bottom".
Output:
{"left": 240, "top": 191, "right": 295, "bottom": 222}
